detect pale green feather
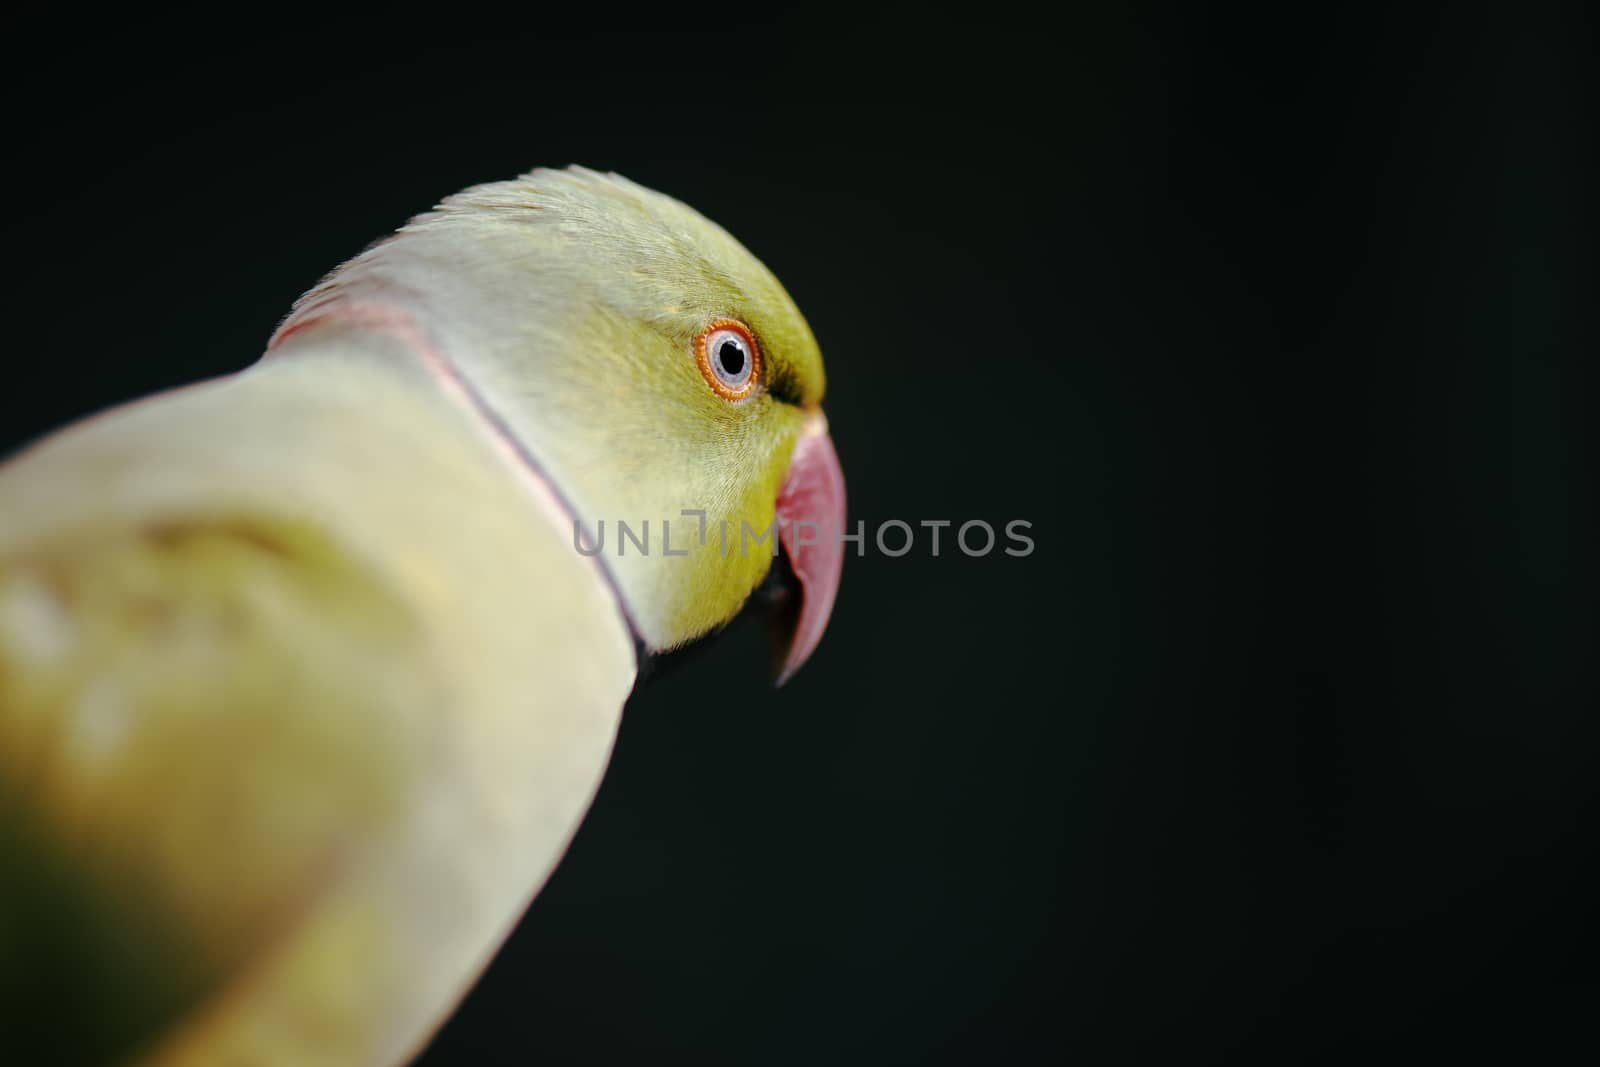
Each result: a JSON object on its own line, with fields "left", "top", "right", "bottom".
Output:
{"left": 0, "top": 339, "right": 634, "bottom": 1064}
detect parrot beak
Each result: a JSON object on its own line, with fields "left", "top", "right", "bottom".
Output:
{"left": 770, "top": 412, "right": 846, "bottom": 685}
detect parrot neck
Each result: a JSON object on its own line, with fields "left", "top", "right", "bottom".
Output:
{"left": 5, "top": 321, "right": 640, "bottom": 702}
{"left": 267, "top": 294, "right": 650, "bottom": 658}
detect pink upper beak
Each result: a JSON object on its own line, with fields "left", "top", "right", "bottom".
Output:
{"left": 772, "top": 414, "right": 846, "bottom": 685}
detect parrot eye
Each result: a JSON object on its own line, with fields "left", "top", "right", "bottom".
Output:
{"left": 695, "top": 319, "right": 761, "bottom": 401}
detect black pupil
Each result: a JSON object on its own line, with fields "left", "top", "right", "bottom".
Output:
{"left": 718, "top": 339, "right": 746, "bottom": 377}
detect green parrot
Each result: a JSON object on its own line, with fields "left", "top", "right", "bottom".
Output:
{"left": 0, "top": 166, "right": 845, "bottom": 1065}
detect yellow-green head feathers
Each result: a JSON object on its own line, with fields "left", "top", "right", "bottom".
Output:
{"left": 270, "top": 167, "right": 832, "bottom": 655}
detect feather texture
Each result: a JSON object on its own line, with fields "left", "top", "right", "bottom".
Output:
{"left": 0, "top": 340, "right": 634, "bottom": 1064}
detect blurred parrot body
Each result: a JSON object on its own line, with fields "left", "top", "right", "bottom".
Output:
{"left": 0, "top": 169, "right": 843, "bottom": 1064}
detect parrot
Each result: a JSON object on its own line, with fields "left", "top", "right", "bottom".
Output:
{"left": 0, "top": 166, "right": 845, "bottom": 1065}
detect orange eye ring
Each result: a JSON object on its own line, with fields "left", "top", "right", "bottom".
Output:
{"left": 695, "top": 318, "right": 762, "bottom": 401}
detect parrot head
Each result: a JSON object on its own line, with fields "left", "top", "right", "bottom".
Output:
{"left": 270, "top": 167, "right": 843, "bottom": 683}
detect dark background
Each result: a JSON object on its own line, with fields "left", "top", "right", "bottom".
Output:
{"left": 2, "top": 5, "right": 1594, "bottom": 1063}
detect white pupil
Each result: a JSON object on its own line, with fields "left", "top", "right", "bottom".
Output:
{"left": 711, "top": 331, "right": 750, "bottom": 384}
